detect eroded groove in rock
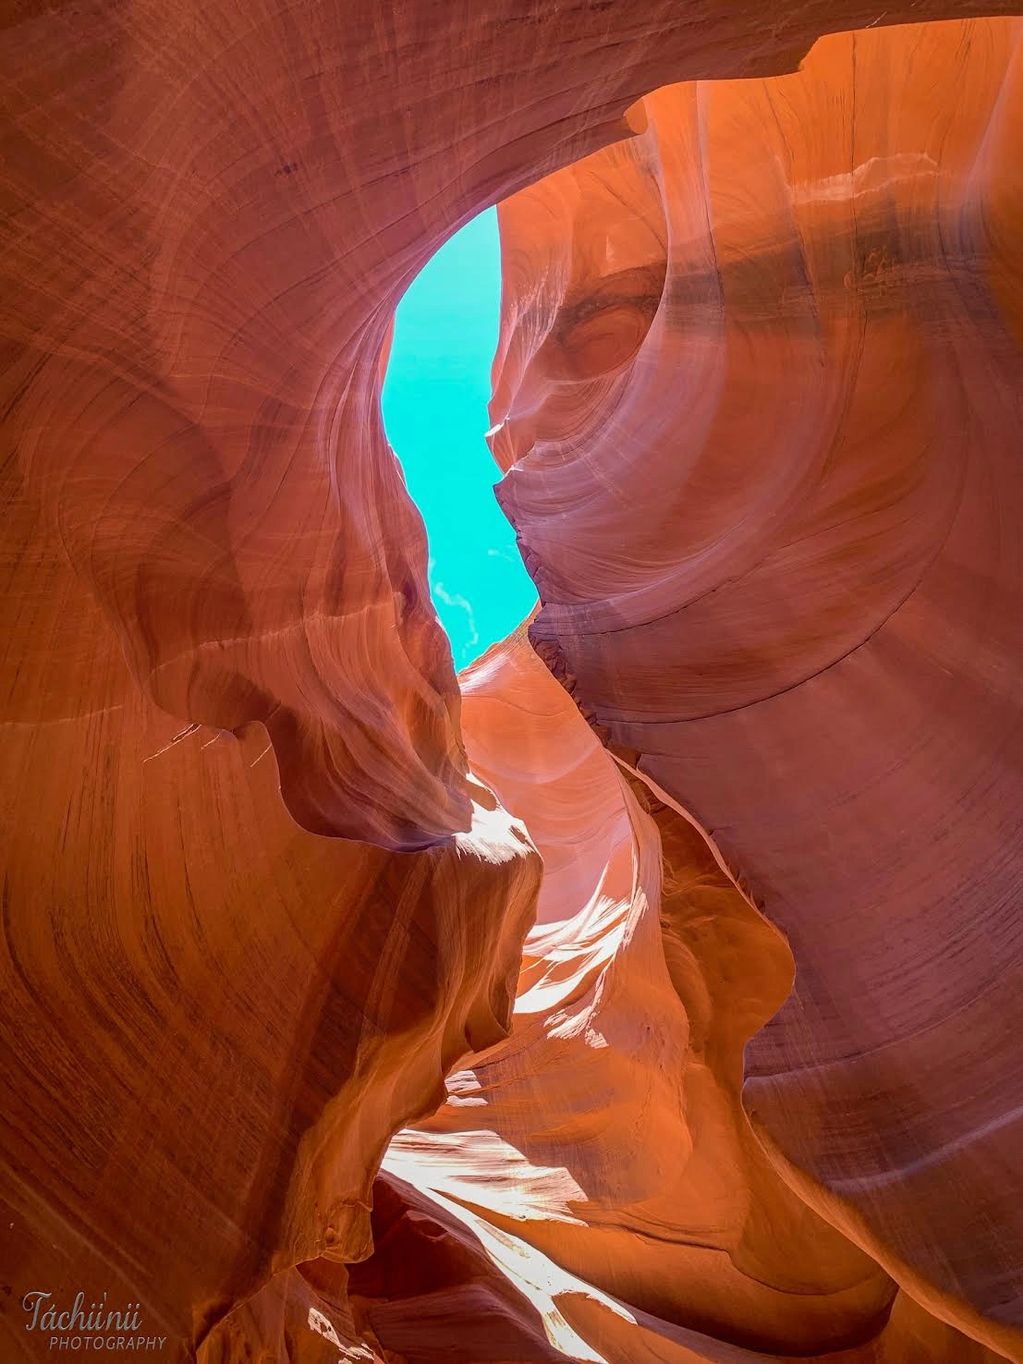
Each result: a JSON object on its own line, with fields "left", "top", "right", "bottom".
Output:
{"left": 349, "top": 635, "right": 1007, "bottom": 1362}
{"left": 3, "top": 2, "right": 1023, "bottom": 1361}
{"left": 491, "top": 18, "right": 1023, "bottom": 1357}
{"left": 0, "top": 589, "right": 540, "bottom": 1358}
{"left": 4, "top": 0, "right": 1019, "bottom": 847}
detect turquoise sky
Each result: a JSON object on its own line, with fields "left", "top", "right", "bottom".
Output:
{"left": 382, "top": 207, "right": 537, "bottom": 672}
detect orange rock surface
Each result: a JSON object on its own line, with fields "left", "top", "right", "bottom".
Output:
{"left": 2, "top": 3, "right": 1022, "bottom": 1362}
{"left": 490, "top": 17, "right": 1023, "bottom": 1361}
{"left": 352, "top": 635, "right": 1013, "bottom": 1361}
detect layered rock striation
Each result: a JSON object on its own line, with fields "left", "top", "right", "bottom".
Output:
{"left": 2, "top": 3, "right": 1022, "bottom": 1362}
{"left": 351, "top": 634, "right": 1015, "bottom": 1361}
{"left": 490, "top": 18, "right": 1023, "bottom": 1359}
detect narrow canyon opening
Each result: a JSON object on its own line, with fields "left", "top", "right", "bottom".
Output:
{"left": 382, "top": 205, "right": 537, "bottom": 672}
{"left": 3, "top": 6, "right": 1021, "bottom": 1362}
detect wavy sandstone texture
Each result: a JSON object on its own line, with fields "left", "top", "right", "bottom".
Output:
{"left": 1, "top": 4, "right": 1021, "bottom": 1364}
{"left": 339, "top": 630, "right": 1012, "bottom": 1363}
{"left": 489, "top": 17, "right": 1023, "bottom": 1361}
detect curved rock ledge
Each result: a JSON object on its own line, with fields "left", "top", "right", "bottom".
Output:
{"left": 492, "top": 18, "right": 1023, "bottom": 1358}
{"left": 347, "top": 635, "right": 1010, "bottom": 1362}
{"left": 2, "top": 4, "right": 1022, "bottom": 1362}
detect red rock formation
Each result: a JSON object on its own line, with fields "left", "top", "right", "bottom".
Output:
{"left": 352, "top": 633, "right": 1010, "bottom": 1362}
{"left": 491, "top": 18, "right": 1023, "bottom": 1359}
{"left": 2, "top": 3, "right": 1022, "bottom": 1363}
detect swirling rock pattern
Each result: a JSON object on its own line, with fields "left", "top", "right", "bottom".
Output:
{"left": 492, "top": 18, "right": 1023, "bottom": 1359}
{"left": 352, "top": 635, "right": 1009, "bottom": 1361}
{"left": 2, "top": 3, "right": 1022, "bottom": 1363}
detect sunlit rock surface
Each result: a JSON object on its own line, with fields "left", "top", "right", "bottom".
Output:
{"left": 1, "top": 2, "right": 1022, "bottom": 1362}
{"left": 356, "top": 635, "right": 1010, "bottom": 1362}
{"left": 491, "top": 18, "right": 1023, "bottom": 1360}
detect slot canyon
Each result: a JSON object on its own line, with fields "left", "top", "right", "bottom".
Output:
{"left": 1, "top": 2, "right": 1022, "bottom": 1362}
